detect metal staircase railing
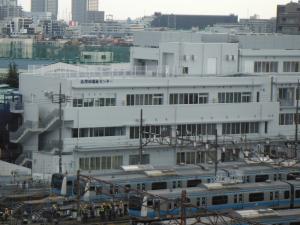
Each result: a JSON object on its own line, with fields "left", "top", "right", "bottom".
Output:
{"left": 10, "top": 109, "right": 60, "bottom": 143}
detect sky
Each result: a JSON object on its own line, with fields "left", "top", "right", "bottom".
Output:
{"left": 18, "top": 0, "right": 293, "bottom": 21}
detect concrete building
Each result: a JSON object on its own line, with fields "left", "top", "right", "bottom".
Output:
{"left": 0, "top": 4, "right": 22, "bottom": 20}
{"left": 277, "top": 1, "right": 300, "bottom": 35}
{"left": 151, "top": 13, "right": 238, "bottom": 30}
{"left": 240, "top": 17, "right": 276, "bottom": 33}
{"left": 31, "top": 0, "right": 58, "bottom": 19}
{"left": 11, "top": 31, "right": 300, "bottom": 175}
{"left": 72, "top": 0, "right": 102, "bottom": 24}
{"left": 5, "top": 17, "right": 34, "bottom": 35}
{"left": 0, "top": 0, "right": 17, "bottom": 6}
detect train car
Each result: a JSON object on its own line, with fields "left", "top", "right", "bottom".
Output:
{"left": 51, "top": 163, "right": 300, "bottom": 201}
{"left": 154, "top": 208, "right": 300, "bottom": 225}
{"left": 128, "top": 180, "right": 300, "bottom": 219}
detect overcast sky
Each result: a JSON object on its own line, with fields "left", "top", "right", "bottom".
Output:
{"left": 18, "top": 0, "right": 293, "bottom": 21}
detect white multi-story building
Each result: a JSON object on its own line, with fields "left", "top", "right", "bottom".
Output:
{"left": 10, "top": 31, "right": 300, "bottom": 175}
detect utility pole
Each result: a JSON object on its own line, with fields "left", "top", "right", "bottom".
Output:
{"left": 51, "top": 83, "right": 70, "bottom": 174}
{"left": 139, "top": 109, "right": 143, "bottom": 165}
{"left": 214, "top": 129, "right": 218, "bottom": 177}
{"left": 180, "top": 190, "right": 187, "bottom": 225}
{"left": 295, "top": 80, "right": 300, "bottom": 158}
{"left": 76, "top": 170, "right": 81, "bottom": 222}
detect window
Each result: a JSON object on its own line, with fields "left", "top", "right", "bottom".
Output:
{"left": 73, "top": 127, "right": 125, "bottom": 138}
{"left": 249, "top": 193, "right": 264, "bottom": 202}
{"left": 177, "top": 123, "right": 216, "bottom": 136}
{"left": 284, "top": 191, "right": 290, "bottom": 199}
{"left": 222, "top": 122, "right": 259, "bottom": 135}
{"left": 218, "top": 92, "right": 252, "bottom": 103}
{"left": 187, "top": 179, "right": 202, "bottom": 187}
{"left": 255, "top": 174, "right": 269, "bottom": 182}
{"left": 283, "top": 62, "right": 300, "bottom": 72}
{"left": 112, "top": 156, "right": 123, "bottom": 169}
{"left": 278, "top": 87, "right": 294, "bottom": 107}
{"left": 126, "top": 94, "right": 164, "bottom": 106}
{"left": 270, "top": 192, "right": 273, "bottom": 201}
{"left": 170, "top": 93, "right": 208, "bottom": 105}
{"left": 296, "top": 190, "right": 300, "bottom": 198}
{"left": 183, "top": 67, "right": 189, "bottom": 74}
{"left": 129, "top": 154, "right": 150, "bottom": 165}
{"left": 279, "top": 113, "right": 294, "bottom": 125}
{"left": 212, "top": 196, "right": 228, "bottom": 205}
{"left": 129, "top": 125, "right": 170, "bottom": 139}
{"left": 152, "top": 182, "right": 167, "bottom": 190}
{"left": 254, "top": 61, "right": 278, "bottom": 73}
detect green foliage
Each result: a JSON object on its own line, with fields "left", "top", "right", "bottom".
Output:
{"left": 6, "top": 62, "right": 19, "bottom": 88}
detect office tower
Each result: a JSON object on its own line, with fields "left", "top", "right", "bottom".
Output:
{"left": 31, "top": 0, "right": 58, "bottom": 19}
{"left": 72, "top": 0, "right": 102, "bottom": 24}
{"left": 277, "top": 1, "right": 300, "bottom": 35}
{"left": 0, "top": 0, "right": 17, "bottom": 6}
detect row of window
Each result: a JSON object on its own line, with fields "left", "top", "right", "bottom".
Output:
{"left": 254, "top": 61, "right": 300, "bottom": 73}
{"left": 254, "top": 61, "right": 278, "bottom": 73}
{"left": 218, "top": 92, "right": 252, "bottom": 103}
{"left": 72, "top": 127, "right": 126, "bottom": 138}
{"left": 126, "top": 94, "right": 163, "bottom": 106}
{"left": 176, "top": 151, "right": 206, "bottom": 165}
{"left": 177, "top": 123, "right": 217, "bottom": 136}
{"left": 169, "top": 93, "right": 209, "bottom": 105}
{"left": 129, "top": 125, "right": 171, "bottom": 139}
{"left": 222, "top": 122, "right": 259, "bottom": 135}
{"left": 73, "top": 122, "right": 262, "bottom": 139}
{"left": 79, "top": 155, "right": 123, "bottom": 170}
{"left": 279, "top": 113, "right": 300, "bottom": 125}
{"left": 73, "top": 98, "right": 116, "bottom": 107}
{"left": 283, "top": 61, "right": 300, "bottom": 73}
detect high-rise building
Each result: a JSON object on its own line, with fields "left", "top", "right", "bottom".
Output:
{"left": 277, "top": 1, "right": 300, "bottom": 35}
{"left": 72, "top": 0, "right": 102, "bottom": 24}
{"left": 0, "top": 0, "right": 22, "bottom": 20}
{"left": 0, "top": 0, "right": 17, "bottom": 6}
{"left": 31, "top": 0, "right": 58, "bottom": 20}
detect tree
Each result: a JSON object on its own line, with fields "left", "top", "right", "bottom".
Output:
{"left": 6, "top": 62, "right": 19, "bottom": 88}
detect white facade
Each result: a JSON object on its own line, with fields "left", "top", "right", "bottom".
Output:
{"left": 12, "top": 31, "right": 300, "bottom": 175}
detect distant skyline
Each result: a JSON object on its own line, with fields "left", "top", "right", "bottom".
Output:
{"left": 18, "top": 0, "right": 293, "bottom": 21}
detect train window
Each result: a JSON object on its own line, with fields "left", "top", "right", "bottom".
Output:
{"left": 284, "top": 191, "right": 290, "bottom": 199}
{"left": 178, "top": 181, "right": 182, "bottom": 188}
{"left": 147, "top": 199, "right": 153, "bottom": 207}
{"left": 125, "top": 184, "right": 131, "bottom": 193}
{"left": 152, "top": 182, "right": 167, "bottom": 190}
{"left": 142, "top": 183, "right": 146, "bottom": 191}
{"left": 234, "top": 194, "right": 237, "bottom": 203}
{"left": 249, "top": 193, "right": 264, "bottom": 202}
{"left": 239, "top": 194, "right": 243, "bottom": 203}
{"left": 255, "top": 174, "right": 269, "bottom": 182}
{"left": 96, "top": 186, "right": 102, "bottom": 195}
{"left": 201, "top": 197, "right": 207, "bottom": 206}
{"left": 274, "top": 174, "right": 277, "bottom": 181}
{"left": 89, "top": 186, "right": 95, "bottom": 191}
{"left": 196, "top": 198, "right": 200, "bottom": 207}
{"left": 290, "top": 223, "right": 300, "bottom": 225}
{"left": 212, "top": 195, "right": 228, "bottom": 205}
{"left": 187, "top": 179, "right": 202, "bottom": 187}
{"left": 207, "top": 179, "right": 211, "bottom": 183}
{"left": 287, "top": 173, "right": 300, "bottom": 180}
{"left": 270, "top": 192, "right": 273, "bottom": 200}
{"left": 278, "top": 174, "right": 282, "bottom": 180}
{"left": 296, "top": 190, "right": 300, "bottom": 198}
{"left": 168, "top": 203, "right": 172, "bottom": 210}
{"left": 246, "top": 176, "right": 250, "bottom": 183}
{"left": 137, "top": 184, "right": 141, "bottom": 190}
{"left": 172, "top": 181, "right": 176, "bottom": 189}
{"left": 275, "top": 191, "right": 279, "bottom": 200}
{"left": 129, "top": 196, "right": 142, "bottom": 210}
{"left": 67, "top": 181, "right": 73, "bottom": 186}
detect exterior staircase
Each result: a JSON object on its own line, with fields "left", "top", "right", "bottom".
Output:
{"left": 10, "top": 109, "right": 60, "bottom": 144}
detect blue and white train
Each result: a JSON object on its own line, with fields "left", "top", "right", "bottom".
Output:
{"left": 51, "top": 163, "right": 300, "bottom": 201}
{"left": 128, "top": 180, "right": 300, "bottom": 219}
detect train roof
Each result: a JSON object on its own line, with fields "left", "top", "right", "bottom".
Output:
{"left": 146, "top": 181, "right": 295, "bottom": 197}
{"left": 82, "top": 162, "right": 300, "bottom": 183}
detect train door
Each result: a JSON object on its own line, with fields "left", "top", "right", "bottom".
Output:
{"left": 233, "top": 193, "right": 243, "bottom": 210}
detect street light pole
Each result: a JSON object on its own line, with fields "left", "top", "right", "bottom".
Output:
{"left": 214, "top": 129, "right": 218, "bottom": 177}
